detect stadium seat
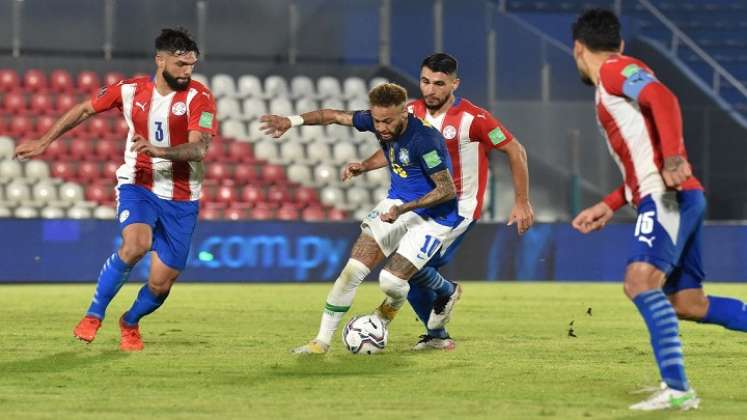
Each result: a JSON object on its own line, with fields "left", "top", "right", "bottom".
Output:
{"left": 215, "top": 185, "right": 237, "bottom": 204}
{"left": 104, "top": 71, "right": 126, "bottom": 86}
{"left": 112, "top": 118, "right": 129, "bottom": 138}
{"left": 326, "top": 125, "right": 351, "bottom": 142}
{"left": 206, "top": 161, "right": 232, "bottom": 181}
{"left": 320, "top": 186, "right": 344, "bottom": 207}
{"left": 285, "top": 163, "right": 312, "bottom": 185}
{"left": 199, "top": 182, "right": 218, "bottom": 202}
{"left": 41, "top": 205, "right": 65, "bottom": 219}
{"left": 78, "top": 161, "right": 101, "bottom": 182}
{"left": 24, "top": 159, "right": 50, "bottom": 181}
{"left": 317, "top": 76, "right": 343, "bottom": 100}
{"left": 87, "top": 117, "right": 112, "bottom": 138}
{"left": 0, "top": 136, "right": 14, "bottom": 159}
{"left": 250, "top": 206, "right": 274, "bottom": 220}
{"left": 264, "top": 75, "right": 289, "bottom": 99}
{"left": 266, "top": 184, "right": 291, "bottom": 204}
{"left": 231, "top": 164, "right": 256, "bottom": 185}
{"left": 35, "top": 115, "right": 56, "bottom": 136}
{"left": 366, "top": 168, "right": 389, "bottom": 186}
{"left": 3, "top": 92, "right": 26, "bottom": 114}
{"left": 239, "top": 184, "right": 265, "bottom": 203}
{"left": 261, "top": 163, "right": 287, "bottom": 184}
{"left": 237, "top": 74, "right": 264, "bottom": 98}
{"left": 222, "top": 205, "right": 248, "bottom": 220}
{"left": 23, "top": 69, "right": 48, "bottom": 93}
{"left": 69, "top": 138, "right": 92, "bottom": 159}
{"left": 247, "top": 120, "right": 265, "bottom": 142}
{"left": 295, "top": 186, "right": 319, "bottom": 204}
{"left": 211, "top": 73, "right": 238, "bottom": 98}
{"left": 343, "top": 77, "right": 368, "bottom": 100}
{"left": 369, "top": 77, "right": 388, "bottom": 90}
{"left": 290, "top": 75, "right": 316, "bottom": 99}
{"left": 0, "top": 159, "right": 22, "bottom": 181}
{"left": 327, "top": 207, "right": 347, "bottom": 221}
{"left": 332, "top": 142, "right": 357, "bottom": 165}
{"left": 347, "top": 98, "right": 368, "bottom": 112}
{"left": 295, "top": 97, "right": 318, "bottom": 115}
{"left": 253, "top": 140, "right": 279, "bottom": 163}
{"left": 306, "top": 140, "right": 330, "bottom": 164}
{"left": 279, "top": 141, "right": 305, "bottom": 164}
{"left": 352, "top": 208, "right": 370, "bottom": 221}
{"left": 95, "top": 139, "right": 119, "bottom": 160}
{"left": 301, "top": 205, "right": 326, "bottom": 221}
{"left": 300, "top": 125, "right": 324, "bottom": 143}
{"left": 102, "top": 160, "right": 119, "bottom": 181}
{"left": 49, "top": 69, "right": 74, "bottom": 93}
{"left": 217, "top": 97, "right": 242, "bottom": 121}
{"left": 199, "top": 206, "right": 223, "bottom": 220}
{"left": 5, "top": 180, "right": 30, "bottom": 203}
{"left": 277, "top": 205, "right": 299, "bottom": 220}
{"left": 29, "top": 93, "right": 53, "bottom": 116}
{"left": 205, "top": 141, "right": 226, "bottom": 162}
{"left": 372, "top": 186, "right": 388, "bottom": 202}
{"left": 321, "top": 98, "right": 344, "bottom": 110}
{"left": 51, "top": 161, "right": 76, "bottom": 180}
{"left": 240, "top": 97, "right": 267, "bottom": 121}
{"left": 313, "top": 163, "right": 337, "bottom": 186}
{"left": 59, "top": 182, "right": 84, "bottom": 204}
{"left": 14, "top": 206, "right": 38, "bottom": 219}
{"left": 226, "top": 141, "right": 254, "bottom": 163}
{"left": 32, "top": 180, "right": 57, "bottom": 203}
{"left": 93, "top": 205, "right": 116, "bottom": 219}
{"left": 77, "top": 71, "right": 101, "bottom": 94}
{"left": 55, "top": 93, "right": 77, "bottom": 114}
{"left": 0, "top": 69, "right": 20, "bottom": 92}
{"left": 0, "top": 206, "right": 10, "bottom": 218}
{"left": 269, "top": 97, "right": 294, "bottom": 116}
{"left": 67, "top": 206, "right": 92, "bottom": 219}
{"left": 221, "top": 119, "right": 248, "bottom": 141}
{"left": 346, "top": 186, "right": 371, "bottom": 209}
{"left": 85, "top": 183, "right": 113, "bottom": 203}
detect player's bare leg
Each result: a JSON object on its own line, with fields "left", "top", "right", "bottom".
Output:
{"left": 667, "top": 289, "right": 709, "bottom": 321}
{"left": 375, "top": 254, "right": 418, "bottom": 326}
{"left": 293, "top": 233, "right": 385, "bottom": 354}
{"left": 119, "top": 251, "right": 179, "bottom": 352}
{"left": 74, "top": 223, "right": 151, "bottom": 343}
{"left": 669, "top": 286, "right": 747, "bottom": 331}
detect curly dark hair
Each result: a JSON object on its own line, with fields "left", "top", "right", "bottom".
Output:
{"left": 155, "top": 27, "right": 199, "bottom": 56}
{"left": 572, "top": 9, "right": 622, "bottom": 52}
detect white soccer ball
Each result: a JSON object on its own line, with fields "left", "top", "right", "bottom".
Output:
{"left": 342, "top": 314, "right": 388, "bottom": 354}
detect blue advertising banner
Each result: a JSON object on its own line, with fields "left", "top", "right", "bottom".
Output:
{"left": 4, "top": 220, "right": 747, "bottom": 282}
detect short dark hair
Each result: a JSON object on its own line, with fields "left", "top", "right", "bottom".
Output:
{"left": 155, "top": 27, "right": 199, "bottom": 56}
{"left": 421, "top": 53, "right": 458, "bottom": 76}
{"left": 369, "top": 83, "right": 408, "bottom": 108}
{"left": 572, "top": 9, "right": 622, "bottom": 52}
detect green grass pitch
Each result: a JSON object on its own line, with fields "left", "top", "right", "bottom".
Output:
{"left": 2, "top": 282, "right": 746, "bottom": 419}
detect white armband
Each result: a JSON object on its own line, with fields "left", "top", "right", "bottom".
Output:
{"left": 288, "top": 115, "right": 304, "bottom": 127}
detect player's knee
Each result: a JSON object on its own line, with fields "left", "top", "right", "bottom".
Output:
{"left": 379, "top": 270, "right": 410, "bottom": 299}
{"left": 147, "top": 281, "right": 173, "bottom": 296}
{"left": 119, "top": 237, "right": 151, "bottom": 263}
{"left": 670, "top": 295, "right": 708, "bottom": 321}
{"left": 623, "top": 263, "right": 663, "bottom": 299}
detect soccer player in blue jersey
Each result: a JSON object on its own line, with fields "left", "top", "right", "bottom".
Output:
{"left": 260, "top": 83, "right": 462, "bottom": 353}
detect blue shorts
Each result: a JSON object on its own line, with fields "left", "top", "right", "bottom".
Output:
{"left": 627, "top": 189, "right": 706, "bottom": 295}
{"left": 426, "top": 220, "right": 476, "bottom": 268}
{"left": 116, "top": 184, "right": 199, "bottom": 271}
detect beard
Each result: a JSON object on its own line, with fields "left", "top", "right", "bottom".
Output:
{"left": 578, "top": 69, "right": 594, "bottom": 86}
{"left": 163, "top": 69, "right": 190, "bottom": 91}
{"left": 377, "top": 119, "right": 407, "bottom": 143}
{"left": 424, "top": 95, "right": 448, "bottom": 111}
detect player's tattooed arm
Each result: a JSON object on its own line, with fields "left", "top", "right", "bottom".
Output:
{"left": 661, "top": 155, "right": 692, "bottom": 190}
{"left": 130, "top": 130, "right": 212, "bottom": 161}
{"left": 380, "top": 169, "right": 456, "bottom": 223}
{"left": 260, "top": 109, "right": 354, "bottom": 138}
{"left": 14, "top": 100, "right": 97, "bottom": 160}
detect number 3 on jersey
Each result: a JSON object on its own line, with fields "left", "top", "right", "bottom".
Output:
{"left": 154, "top": 121, "right": 164, "bottom": 142}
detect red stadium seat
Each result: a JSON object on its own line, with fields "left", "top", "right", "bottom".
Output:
{"left": 3, "top": 92, "right": 26, "bottom": 114}
{"left": 226, "top": 141, "right": 254, "bottom": 163}
{"left": 102, "top": 160, "right": 119, "bottom": 181}
{"left": 29, "top": 93, "right": 53, "bottom": 115}
{"left": 215, "top": 185, "right": 237, "bottom": 204}
{"left": 55, "top": 93, "right": 77, "bottom": 115}
{"left": 0, "top": 69, "right": 20, "bottom": 92}
{"left": 261, "top": 164, "right": 287, "bottom": 184}
{"left": 205, "top": 142, "right": 226, "bottom": 161}
{"left": 50, "top": 161, "right": 76, "bottom": 180}
{"left": 77, "top": 71, "right": 101, "bottom": 94}
{"left": 301, "top": 206, "right": 326, "bottom": 221}
{"left": 239, "top": 185, "right": 265, "bottom": 203}
{"left": 199, "top": 182, "right": 218, "bottom": 202}
{"left": 294, "top": 186, "right": 319, "bottom": 205}
{"left": 206, "top": 162, "right": 232, "bottom": 181}
{"left": 69, "top": 138, "right": 92, "bottom": 159}
{"left": 44, "top": 138, "right": 69, "bottom": 160}
{"left": 277, "top": 205, "right": 299, "bottom": 221}
{"left": 95, "top": 139, "right": 119, "bottom": 160}
{"left": 23, "top": 69, "right": 47, "bottom": 93}
{"left": 266, "top": 184, "right": 290, "bottom": 204}
{"left": 35, "top": 115, "right": 55, "bottom": 137}
{"left": 85, "top": 182, "right": 113, "bottom": 203}
{"left": 87, "top": 117, "right": 111, "bottom": 138}
{"left": 104, "top": 72, "right": 126, "bottom": 87}
{"left": 250, "top": 206, "right": 274, "bottom": 220}
{"left": 233, "top": 164, "right": 258, "bottom": 184}
{"left": 199, "top": 207, "right": 223, "bottom": 220}
{"left": 49, "top": 69, "right": 74, "bottom": 93}
{"left": 224, "top": 205, "right": 251, "bottom": 220}
{"left": 78, "top": 161, "right": 101, "bottom": 182}
{"left": 327, "top": 208, "right": 347, "bottom": 221}
{"left": 0, "top": 116, "right": 7, "bottom": 134}
{"left": 9, "top": 115, "right": 32, "bottom": 136}
{"left": 112, "top": 118, "right": 129, "bottom": 138}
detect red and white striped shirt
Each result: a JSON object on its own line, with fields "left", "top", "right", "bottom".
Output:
{"left": 409, "top": 97, "right": 514, "bottom": 220}
{"left": 595, "top": 55, "right": 702, "bottom": 210}
{"left": 91, "top": 76, "right": 217, "bottom": 201}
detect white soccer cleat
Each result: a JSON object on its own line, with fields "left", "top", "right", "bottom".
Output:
{"left": 291, "top": 339, "right": 330, "bottom": 355}
{"left": 412, "top": 335, "right": 456, "bottom": 351}
{"left": 629, "top": 385, "right": 700, "bottom": 411}
{"left": 427, "top": 282, "right": 463, "bottom": 330}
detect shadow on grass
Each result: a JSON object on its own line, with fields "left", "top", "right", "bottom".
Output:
{"left": 0, "top": 349, "right": 127, "bottom": 377}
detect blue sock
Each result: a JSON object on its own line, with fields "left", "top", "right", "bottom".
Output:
{"left": 633, "top": 289, "right": 689, "bottom": 391}
{"left": 701, "top": 295, "right": 747, "bottom": 332}
{"left": 408, "top": 267, "right": 452, "bottom": 338}
{"left": 123, "top": 285, "right": 169, "bottom": 326}
{"left": 86, "top": 252, "right": 133, "bottom": 320}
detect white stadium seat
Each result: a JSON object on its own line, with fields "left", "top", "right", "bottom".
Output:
{"left": 32, "top": 180, "right": 57, "bottom": 204}
{"left": 241, "top": 97, "right": 267, "bottom": 121}
{"left": 269, "top": 97, "right": 294, "bottom": 116}
{"left": 332, "top": 142, "right": 357, "bottom": 165}
{"left": 358, "top": 140, "right": 380, "bottom": 159}
{"left": 5, "top": 180, "right": 30, "bottom": 203}
{"left": 366, "top": 168, "right": 390, "bottom": 187}
{"left": 279, "top": 141, "right": 306, "bottom": 164}
{"left": 347, "top": 98, "right": 368, "bottom": 112}
{"left": 306, "top": 140, "right": 330, "bottom": 164}
{"left": 325, "top": 125, "right": 351, "bottom": 143}
{"left": 191, "top": 73, "right": 209, "bottom": 88}
{"left": 216, "top": 97, "right": 242, "bottom": 121}
{"left": 286, "top": 163, "right": 313, "bottom": 185}
{"left": 253, "top": 140, "right": 280, "bottom": 163}
{"left": 372, "top": 186, "right": 388, "bottom": 202}
{"left": 294, "top": 97, "right": 318, "bottom": 115}
{"left": 0, "top": 205, "right": 12, "bottom": 218}
{"left": 320, "top": 186, "right": 344, "bottom": 207}
{"left": 299, "top": 125, "right": 324, "bottom": 143}
{"left": 321, "top": 98, "right": 344, "bottom": 110}
{"left": 59, "top": 182, "right": 84, "bottom": 204}
{"left": 67, "top": 206, "right": 92, "bottom": 219}
{"left": 221, "top": 120, "right": 249, "bottom": 141}
{"left": 94, "top": 205, "right": 116, "bottom": 220}
{"left": 353, "top": 208, "right": 370, "bottom": 221}
{"left": 41, "top": 206, "right": 65, "bottom": 219}
{"left": 264, "top": 75, "right": 289, "bottom": 99}
{"left": 14, "top": 206, "right": 38, "bottom": 219}
{"left": 346, "top": 186, "right": 371, "bottom": 208}
{"left": 317, "top": 76, "right": 343, "bottom": 100}
{"left": 343, "top": 77, "right": 368, "bottom": 100}
{"left": 24, "top": 160, "right": 50, "bottom": 181}
{"left": 369, "top": 77, "right": 388, "bottom": 90}
{"left": 0, "top": 159, "right": 22, "bottom": 181}
{"left": 290, "top": 75, "right": 316, "bottom": 99}
{"left": 313, "top": 164, "right": 338, "bottom": 186}
{"left": 237, "top": 74, "right": 264, "bottom": 98}
{"left": 0, "top": 136, "right": 14, "bottom": 160}
{"left": 211, "top": 73, "right": 237, "bottom": 98}
{"left": 247, "top": 120, "right": 266, "bottom": 142}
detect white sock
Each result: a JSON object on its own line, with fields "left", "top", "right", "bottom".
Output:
{"left": 314, "top": 259, "right": 370, "bottom": 345}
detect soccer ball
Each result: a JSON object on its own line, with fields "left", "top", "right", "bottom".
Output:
{"left": 342, "top": 314, "right": 388, "bottom": 354}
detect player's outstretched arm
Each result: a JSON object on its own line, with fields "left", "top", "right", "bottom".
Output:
{"left": 260, "top": 109, "right": 355, "bottom": 138}
{"left": 130, "top": 130, "right": 211, "bottom": 162}
{"left": 341, "top": 150, "right": 386, "bottom": 182}
{"left": 14, "top": 100, "right": 97, "bottom": 160}
{"left": 499, "top": 139, "right": 534, "bottom": 235}
{"left": 380, "top": 169, "right": 456, "bottom": 223}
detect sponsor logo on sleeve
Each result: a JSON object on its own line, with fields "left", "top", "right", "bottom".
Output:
{"left": 488, "top": 127, "right": 507, "bottom": 145}
{"left": 423, "top": 150, "right": 442, "bottom": 169}
{"left": 199, "top": 111, "right": 214, "bottom": 128}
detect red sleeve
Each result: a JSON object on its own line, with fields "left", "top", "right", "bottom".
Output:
{"left": 637, "top": 83, "right": 685, "bottom": 158}
{"left": 90, "top": 82, "right": 123, "bottom": 113}
{"left": 469, "top": 110, "right": 514, "bottom": 149}
{"left": 603, "top": 184, "right": 626, "bottom": 211}
{"left": 598, "top": 59, "right": 628, "bottom": 97}
{"left": 188, "top": 89, "right": 218, "bottom": 135}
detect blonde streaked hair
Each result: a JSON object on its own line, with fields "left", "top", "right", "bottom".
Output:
{"left": 368, "top": 83, "right": 408, "bottom": 108}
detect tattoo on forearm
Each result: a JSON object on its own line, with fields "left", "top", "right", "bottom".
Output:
{"left": 664, "top": 156, "right": 684, "bottom": 171}
{"left": 400, "top": 170, "right": 456, "bottom": 212}
{"left": 160, "top": 132, "right": 211, "bottom": 161}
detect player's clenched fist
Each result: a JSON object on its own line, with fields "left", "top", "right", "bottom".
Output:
{"left": 572, "top": 201, "right": 614, "bottom": 234}
{"left": 13, "top": 139, "right": 48, "bottom": 161}
{"left": 341, "top": 162, "right": 365, "bottom": 182}
{"left": 661, "top": 156, "right": 692, "bottom": 191}
{"left": 130, "top": 135, "right": 165, "bottom": 158}
{"left": 259, "top": 114, "right": 291, "bottom": 138}
{"left": 380, "top": 205, "right": 402, "bottom": 223}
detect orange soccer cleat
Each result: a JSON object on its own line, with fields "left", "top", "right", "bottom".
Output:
{"left": 73, "top": 315, "right": 102, "bottom": 343}
{"left": 119, "top": 315, "right": 144, "bottom": 352}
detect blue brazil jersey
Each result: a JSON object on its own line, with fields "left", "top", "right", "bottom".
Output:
{"left": 353, "top": 111, "right": 461, "bottom": 227}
